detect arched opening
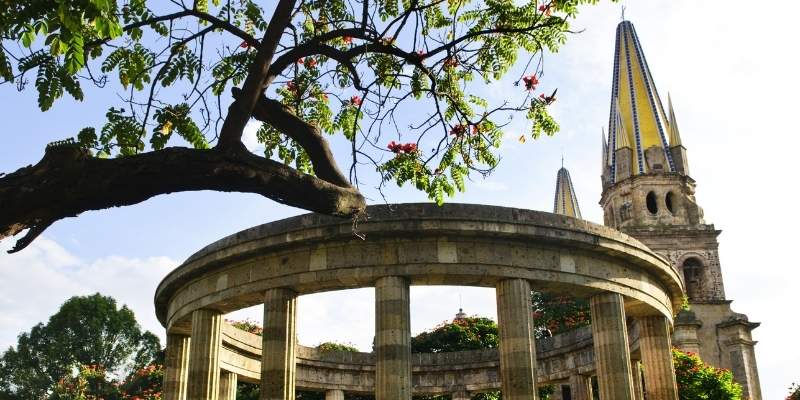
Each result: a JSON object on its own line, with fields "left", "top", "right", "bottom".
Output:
{"left": 646, "top": 191, "right": 658, "bottom": 214}
{"left": 682, "top": 257, "right": 703, "bottom": 300}
{"left": 665, "top": 192, "right": 675, "bottom": 214}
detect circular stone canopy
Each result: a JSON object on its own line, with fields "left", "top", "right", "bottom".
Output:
{"left": 155, "top": 203, "right": 684, "bottom": 334}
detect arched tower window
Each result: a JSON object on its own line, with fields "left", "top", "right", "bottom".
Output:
{"left": 665, "top": 191, "right": 675, "bottom": 214}
{"left": 682, "top": 257, "right": 703, "bottom": 300}
{"left": 646, "top": 191, "right": 658, "bottom": 214}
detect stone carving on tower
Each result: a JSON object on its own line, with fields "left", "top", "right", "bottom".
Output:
{"left": 597, "top": 20, "right": 762, "bottom": 399}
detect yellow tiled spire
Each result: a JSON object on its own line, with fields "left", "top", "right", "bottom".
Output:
{"left": 553, "top": 166, "right": 582, "bottom": 219}
{"left": 613, "top": 97, "right": 631, "bottom": 150}
{"left": 667, "top": 93, "right": 683, "bottom": 147}
{"left": 608, "top": 20, "right": 675, "bottom": 181}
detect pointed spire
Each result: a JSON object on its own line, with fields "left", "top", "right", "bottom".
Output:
{"left": 607, "top": 20, "right": 675, "bottom": 179}
{"left": 667, "top": 93, "right": 683, "bottom": 147}
{"left": 601, "top": 127, "right": 609, "bottom": 171}
{"left": 553, "top": 166, "right": 582, "bottom": 219}
{"left": 614, "top": 97, "right": 632, "bottom": 150}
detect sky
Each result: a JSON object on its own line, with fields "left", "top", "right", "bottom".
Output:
{"left": 1, "top": 0, "right": 799, "bottom": 398}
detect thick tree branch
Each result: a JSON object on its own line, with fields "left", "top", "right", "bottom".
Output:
{"left": 0, "top": 146, "right": 365, "bottom": 253}
{"left": 216, "top": 0, "right": 299, "bottom": 149}
{"left": 237, "top": 88, "right": 351, "bottom": 187}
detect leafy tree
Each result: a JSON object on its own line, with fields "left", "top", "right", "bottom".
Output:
{"left": 0, "top": 293, "right": 161, "bottom": 399}
{"left": 0, "top": 0, "right": 601, "bottom": 253}
{"left": 673, "top": 348, "right": 743, "bottom": 400}
{"left": 411, "top": 316, "right": 498, "bottom": 353}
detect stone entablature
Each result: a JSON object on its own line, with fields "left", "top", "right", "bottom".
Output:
{"left": 155, "top": 203, "right": 683, "bottom": 333}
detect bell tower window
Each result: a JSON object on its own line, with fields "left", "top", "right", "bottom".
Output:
{"left": 682, "top": 257, "right": 703, "bottom": 300}
{"left": 646, "top": 191, "right": 658, "bottom": 214}
{"left": 665, "top": 191, "right": 675, "bottom": 214}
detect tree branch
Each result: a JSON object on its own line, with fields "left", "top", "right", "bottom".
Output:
{"left": 0, "top": 146, "right": 365, "bottom": 253}
{"left": 238, "top": 88, "right": 351, "bottom": 187}
{"left": 216, "top": 0, "right": 299, "bottom": 149}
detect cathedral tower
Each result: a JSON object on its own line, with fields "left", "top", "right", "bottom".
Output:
{"left": 599, "top": 20, "right": 761, "bottom": 398}
{"left": 553, "top": 166, "right": 582, "bottom": 218}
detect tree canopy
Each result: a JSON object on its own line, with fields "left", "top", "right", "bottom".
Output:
{"left": 0, "top": 293, "right": 161, "bottom": 399}
{"left": 0, "top": 0, "right": 599, "bottom": 253}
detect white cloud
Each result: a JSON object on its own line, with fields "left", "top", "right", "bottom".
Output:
{"left": 0, "top": 238, "right": 177, "bottom": 351}
{"left": 242, "top": 120, "right": 264, "bottom": 153}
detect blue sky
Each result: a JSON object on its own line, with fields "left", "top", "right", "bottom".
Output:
{"left": 2, "top": 1, "right": 799, "bottom": 398}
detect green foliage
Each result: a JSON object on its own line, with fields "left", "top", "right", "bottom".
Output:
{"left": 411, "top": 316, "right": 498, "bottom": 353}
{"left": 0, "top": 293, "right": 161, "bottom": 399}
{"left": 673, "top": 348, "right": 743, "bottom": 400}
{"left": 316, "top": 342, "right": 359, "bottom": 353}
{"left": 1, "top": 0, "right": 603, "bottom": 208}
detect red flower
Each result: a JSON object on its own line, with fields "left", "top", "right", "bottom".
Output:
{"left": 239, "top": 40, "right": 250, "bottom": 48}
{"left": 387, "top": 141, "right": 418, "bottom": 154}
{"left": 538, "top": 4, "right": 552, "bottom": 15}
{"left": 450, "top": 124, "right": 466, "bottom": 137}
{"left": 305, "top": 58, "right": 318, "bottom": 68}
{"left": 297, "top": 57, "right": 305, "bottom": 65}
{"left": 522, "top": 74, "right": 539, "bottom": 91}
{"left": 350, "top": 95, "right": 362, "bottom": 106}
{"left": 343, "top": 36, "right": 353, "bottom": 44}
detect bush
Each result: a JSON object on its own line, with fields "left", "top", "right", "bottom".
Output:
{"left": 673, "top": 348, "right": 742, "bottom": 400}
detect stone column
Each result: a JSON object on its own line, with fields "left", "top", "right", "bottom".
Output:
{"left": 187, "top": 309, "right": 223, "bottom": 400}
{"left": 496, "top": 278, "right": 538, "bottom": 400}
{"left": 164, "top": 334, "right": 191, "bottom": 400}
{"left": 631, "top": 360, "right": 644, "bottom": 400}
{"left": 639, "top": 316, "right": 678, "bottom": 400}
{"left": 451, "top": 391, "right": 470, "bottom": 400}
{"left": 375, "top": 276, "right": 412, "bottom": 400}
{"left": 325, "top": 389, "right": 345, "bottom": 400}
{"left": 568, "top": 374, "right": 591, "bottom": 400}
{"left": 261, "top": 288, "right": 298, "bottom": 400}
{"left": 589, "top": 292, "right": 634, "bottom": 400}
{"left": 219, "top": 370, "right": 238, "bottom": 400}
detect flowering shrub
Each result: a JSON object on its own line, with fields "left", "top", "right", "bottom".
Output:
{"left": 673, "top": 348, "right": 742, "bottom": 400}
{"left": 52, "top": 363, "right": 163, "bottom": 400}
{"left": 788, "top": 382, "right": 800, "bottom": 400}
{"left": 316, "top": 342, "right": 359, "bottom": 352}
{"left": 227, "top": 319, "right": 264, "bottom": 336}
{"left": 531, "top": 292, "right": 591, "bottom": 337}
{"left": 118, "top": 364, "right": 163, "bottom": 399}
{"left": 52, "top": 364, "right": 115, "bottom": 400}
